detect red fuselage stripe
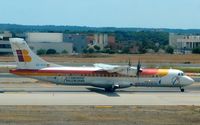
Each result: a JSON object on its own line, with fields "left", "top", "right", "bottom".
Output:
{"left": 10, "top": 69, "right": 117, "bottom": 76}
{"left": 10, "top": 69, "right": 164, "bottom": 77}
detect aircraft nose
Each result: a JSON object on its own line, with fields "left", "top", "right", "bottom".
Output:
{"left": 181, "top": 76, "right": 194, "bottom": 86}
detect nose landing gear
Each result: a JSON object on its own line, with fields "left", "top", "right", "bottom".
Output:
{"left": 180, "top": 87, "right": 184, "bottom": 92}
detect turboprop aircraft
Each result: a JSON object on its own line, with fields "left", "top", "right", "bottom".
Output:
{"left": 9, "top": 38, "right": 194, "bottom": 92}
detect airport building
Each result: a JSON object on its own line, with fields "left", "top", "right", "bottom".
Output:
{"left": 93, "top": 33, "right": 108, "bottom": 50}
{"left": 26, "top": 32, "right": 63, "bottom": 43}
{"left": 26, "top": 32, "right": 73, "bottom": 54}
{"left": 0, "top": 31, "right": 115, "bottom": 54}
{"left": 0, "top": 31, "right": 12, "bottom": 54}
{"left": 64, "top": 33, "right": 116, "bottom": 52}
{"left": 169, "top": 33, "right": 200, "bottom": 53}
{"left": 87, "top": 33, "right": 116, "bottom": 50}
{"left": 0, "top": 40, "right": 12, "bottom": 54}
{"left": 63, "top": 33, "right": 87, "bottom": 53}
{"left": 0, "top": 31, "right": 12, "bottom": 40}
{"left": 107, "top": 35, "right": 116, "bottom": 49}
{"left": 28, "top": 42, "right": 73, "bottom": 54}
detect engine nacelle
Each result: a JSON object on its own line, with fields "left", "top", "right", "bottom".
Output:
{"left": 115, "top": 82, "right": 132, "bottom": 88}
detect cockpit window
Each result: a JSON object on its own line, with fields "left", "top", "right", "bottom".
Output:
{"left": 178, "top": 72, "right": 184, "bottom": 76}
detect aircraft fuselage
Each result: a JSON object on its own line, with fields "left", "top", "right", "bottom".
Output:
{"left": 10, "top": 67, "right": 194, "bottom": 91}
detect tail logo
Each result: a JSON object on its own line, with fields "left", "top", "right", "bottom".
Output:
{"left": 16, "top": 50, "right": 32, "bottom": 62}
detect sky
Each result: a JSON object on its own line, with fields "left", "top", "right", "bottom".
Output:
{"left": 0, "top": 0, "right": 200, "bottom": 29}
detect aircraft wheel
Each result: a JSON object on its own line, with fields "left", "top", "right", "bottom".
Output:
{"left": 105, "top": 88, "right": 115, "bottom": 92}
{"left": 180, "top": 88, "right": 184, "bottom": 92}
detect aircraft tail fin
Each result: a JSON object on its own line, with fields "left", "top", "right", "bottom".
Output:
{"left": 9, "top": 38, "right": 60, "bottom": 69}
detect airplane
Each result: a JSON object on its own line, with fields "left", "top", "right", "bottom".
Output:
{"left": 9, "top": 38, "right": 194, "bottom": 92}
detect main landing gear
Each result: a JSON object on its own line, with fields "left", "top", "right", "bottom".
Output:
{"left": 180, "top": 87, "right": 185, "bottom": 92}
{"left": 104, "top": 85, "right": 120, "bottom": 92}
{"left": 105, "top": 88, "right": 115, "bottom": 92}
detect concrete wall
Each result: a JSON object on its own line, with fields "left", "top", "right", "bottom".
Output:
{"left": 28, "top": 42, "right": 73, "bottom": 54}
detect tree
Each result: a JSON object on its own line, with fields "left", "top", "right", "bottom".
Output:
{"left": 138, "top": 46, "right": 147, "bottom": 54}
{"left": 121, "top": 47, "right": 130, "bottom": 54}
{"left": 108, "top": 50, "right": 115, "bottom": 54}
{"left": 94, "top": 45, "right": 100, "bottom": 51}
{"left": 165, "top": 46, "right": 174, "bottom": 54}
{"left": 73, "top": 47, "right": 77, "bottom": 52}
{"left": 46, "top": 49, "right": 57, "bottom": 54}
{"left": 61, "top": 49, "right": 68, "bottom": 54}
{"left": 83, "top": 48, "right": 88, "bottom": 53}
{"left": 88, "top": 48, "right": 94, "bottom": 53}
{"left": 192, "top": 47, "right": 200, "bottom": 54}
{"left": 153, "top": 47, "right": 159, "bottom": 53}
{"left": 37, "top": 49, "right": 46, "bottom": 55}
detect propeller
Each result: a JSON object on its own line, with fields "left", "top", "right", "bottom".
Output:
{"left": 127, "top": 58, "right": 131, "bottom": 74}
{"left": 128, "top": 58, "right": 131, "bottom": 67}
{"left": 136, "top": 59, "right": 141, "bottom": 77}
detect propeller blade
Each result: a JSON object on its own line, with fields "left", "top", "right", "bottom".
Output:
{"left": 137, "top": 59, "right": 141, "bottom": 77}
{"left": 127, "top": 58, "right": 131, "bottom": 74}
{"left": 128, "top": 58, "right": 131, "bottom": 67}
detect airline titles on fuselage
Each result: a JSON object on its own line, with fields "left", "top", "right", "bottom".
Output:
{"left": 64, "top": 76, "right": 85, "bottom": 84}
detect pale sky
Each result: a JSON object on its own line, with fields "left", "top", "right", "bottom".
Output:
{"left": 0, "top": 0, "right": 200, "bottom": 29}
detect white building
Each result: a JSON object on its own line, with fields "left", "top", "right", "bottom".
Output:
{"left": 26, "top": 32, "right": 63, "bottom": 43}
{"left": 169, "top": 33, "right": 200, "bottom": 53}
{"left": 177, "top": 36, "right": 200, "bottom": 49}
{"left": 26, "top": 32, "right": 73, "bottom": 54}
{"left": 94, "top": 34, "right": 108, "bottom": 50}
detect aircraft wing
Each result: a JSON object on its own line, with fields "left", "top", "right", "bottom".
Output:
{"left": 94, "top": 63, "right": 137, "bottom": 73}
